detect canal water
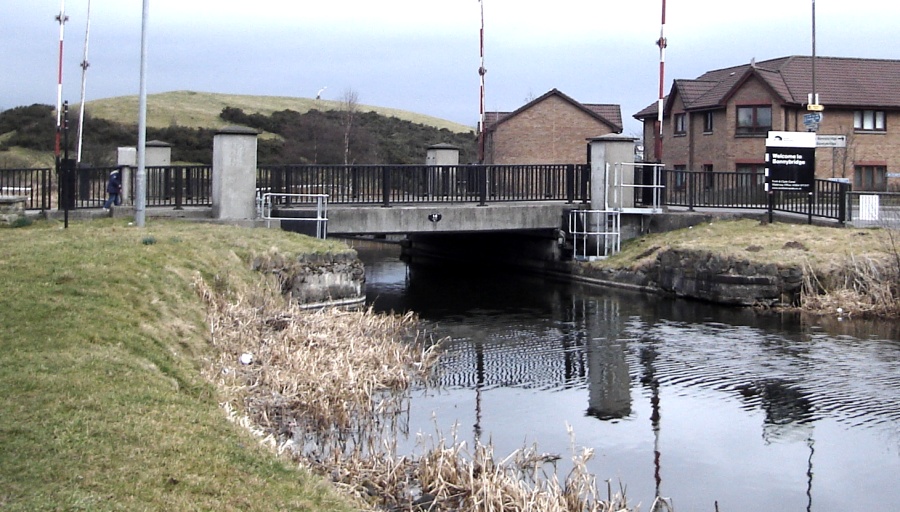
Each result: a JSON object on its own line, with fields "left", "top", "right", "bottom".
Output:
{"left": 350, "top": 240, "right": 900, "bottom": 512}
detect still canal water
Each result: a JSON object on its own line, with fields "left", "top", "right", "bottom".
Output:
{"left": 350, "top": 241, "right": 900, "bottom": 512}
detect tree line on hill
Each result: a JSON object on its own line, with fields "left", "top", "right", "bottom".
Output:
{"left": 0, "top": 104, "right": 476, "bottom": 168}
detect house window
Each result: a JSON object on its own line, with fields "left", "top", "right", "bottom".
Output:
{"left": 674, "top": 113, "right": 686, "bottom": 135}
{"left": 736, "top": 105, "right": 772, "bottom": 136}
{"left": 854, "top": 165, "right": 887, "bottom": 191}
{"left": 703, "top": 112, "right": 714, "bottom": 133}
{"left": 854, "top": 110, "right": 885, "bottom": 131}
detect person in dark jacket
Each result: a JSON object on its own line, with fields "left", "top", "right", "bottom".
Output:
{"left": 103, "top": 170, "right": 122, "bottom": 210}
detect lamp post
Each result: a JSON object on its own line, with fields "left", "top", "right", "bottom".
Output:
{"left": 135, "top": 0, "right": 150, "bottom": 227}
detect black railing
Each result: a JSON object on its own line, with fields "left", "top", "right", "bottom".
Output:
{"left": 258, "top": 164, "right": 590, "bottom": 207}
{"left": 662, "top": 169, "right": 850, "bottom": 223}
{"left": 141, "top": 166, "right": 212, "bottom": 208}
{"left": 664, "top": 170, "right": 768, "bottom": 209}
{"left": 0, "top": 168, "right": 52, "bottom": 210}
{"left": 62, "top": 166, "right": 118, "bottom": 209}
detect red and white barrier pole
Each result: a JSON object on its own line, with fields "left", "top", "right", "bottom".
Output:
{"left": 55, "top": 0, "right": 68, "bottom": 161}
{"left": 654, "top": 0, "right": 667, "bottom": 163}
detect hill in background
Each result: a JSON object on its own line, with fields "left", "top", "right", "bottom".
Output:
{"left": 86, "top": 91, "right": 474, "bottom": 134}
{"left": 0, "top": 91, "right": 476, "bottom": 167}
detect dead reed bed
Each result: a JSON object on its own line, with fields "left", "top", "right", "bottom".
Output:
{"left": 193, "top": 270, "right": 658, "bottom": 512}
{"left": 801, "top": 252, "right": 900, "bottom": 318}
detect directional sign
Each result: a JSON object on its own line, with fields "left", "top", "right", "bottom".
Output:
{"left": 816, "top": 135, "right": 846, "bottom": 148}
{"left": 804, "top": 112, "right": 822, "bottom": 124}
{"left": 803, "top": 112, "right": 822, "bottom": 132}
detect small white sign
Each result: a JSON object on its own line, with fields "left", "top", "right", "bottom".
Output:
{"left": 766, "top": 131, "right": 817, "bottom": 148}
{"left": 859, "top": 195, "right": 880, "bottom": 222}
{"left": 816, "top": 135, "right": 847, "bottom": 148}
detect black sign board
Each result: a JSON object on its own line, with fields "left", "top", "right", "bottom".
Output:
{"left": 765, "top": 131, "right": 816, "bottom": 192}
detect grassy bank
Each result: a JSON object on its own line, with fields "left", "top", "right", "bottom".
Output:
{"left": 590, "top": 218, "right": 900, "bottom": 317}
{"left": 0, "top": 219, "right": 358, "bottom": 510}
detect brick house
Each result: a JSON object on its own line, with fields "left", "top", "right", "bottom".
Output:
{"left": 634, "top": 56, "right": 900, "bottom": 191}
{"left": 483, "top": 89, "right": 622, "bottom": 164}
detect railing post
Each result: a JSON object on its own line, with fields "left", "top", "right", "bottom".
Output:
{"left": 382, "top": 165, "right": 391, "bottom": 207}
{"left": 580, "top": 164, "right": 590, "bottom": 204}
{"left": 174, "top": 166, "right": 184, "bottom": 210}
{"left": 839, "top": 182, "right": 849, "bottom": 224}
{"left": 688, "top": 172, "right": 695, "bottom": 211}
{"left": 43, "top": 168, "right": 51, "bottom": 211}
{"left": 566, "top": 164, "right": 575, "bottom": 203}
{"left": 807, "top": 191, "right": 814, "bottom": 225}
{"left": 478, "top": 165, "right": 487, "bottom": 206}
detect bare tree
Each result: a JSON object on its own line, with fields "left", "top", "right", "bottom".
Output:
{"left": 340, "top": 88, "right": 359, "bottom": 165}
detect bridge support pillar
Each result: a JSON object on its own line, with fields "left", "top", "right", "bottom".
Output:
{"left": 212, "top": 126, "right": 259, "bottom": 220}
{"left": 587, "top": 134, "right": 637, "bottom": 211}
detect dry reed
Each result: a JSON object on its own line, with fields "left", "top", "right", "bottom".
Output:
{"left": 194, "top": 268, "right": 662, "bottom": 512}
{"left": 801, "top": 252, "right": 900, "bottom": 317}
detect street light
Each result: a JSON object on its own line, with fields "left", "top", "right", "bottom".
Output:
{"left": 135, "top": 0, "right": 150, "bottom": 227}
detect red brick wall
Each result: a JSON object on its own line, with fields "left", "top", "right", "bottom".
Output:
{"left": 486, "top": 96, "right": 615, "bottom": 164}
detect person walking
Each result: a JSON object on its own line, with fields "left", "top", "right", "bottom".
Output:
{"left": 103, "top": 170, "right": 122, "bottom": 210}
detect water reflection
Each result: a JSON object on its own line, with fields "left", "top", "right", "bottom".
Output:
{"left": 349, "top": 240, "right": 900, "bottom": 512}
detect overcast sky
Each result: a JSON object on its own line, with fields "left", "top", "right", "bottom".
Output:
{"left": 3, "top": 0, "right": 899, "bottom": 135}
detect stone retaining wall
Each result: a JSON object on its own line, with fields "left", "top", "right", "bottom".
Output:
{"left": 572, "top": 248, "right": 804, "bottom": 307}
{"left": 0, "top": 196, "right": 26, "bottom": 225}
{"left": 252, "top": 251, "right": 366, "bottom": 308}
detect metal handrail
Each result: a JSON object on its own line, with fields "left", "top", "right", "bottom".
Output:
{"left": 259, "top": 192, "right": 329, "bottom": 238}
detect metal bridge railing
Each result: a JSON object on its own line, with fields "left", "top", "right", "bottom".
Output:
{"left": 662, "top": 169, "right": 851, "bottom": 223}
{"left": 0, "top": 168, "right": 52, "bottom": 210}
{"left": 257, "top": 164, "right": 590, "bottom": 207}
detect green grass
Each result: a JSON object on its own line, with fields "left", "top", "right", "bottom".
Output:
{"left": 0, "top": 219, "right": 359, "bottom": 511}
{"left": 594, "top": 218, "right": 894, "bottom": 271}
{"left": 82, "top": 90, "right": 474, "bottom": 134}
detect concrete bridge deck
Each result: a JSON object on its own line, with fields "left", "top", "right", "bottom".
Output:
{"left": 296, "top": 201, "right": 577, "bottom": 235}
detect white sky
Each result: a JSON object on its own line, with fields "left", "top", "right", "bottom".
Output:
{"left": 2, "top": 0, "right": 899, "bottom": 135}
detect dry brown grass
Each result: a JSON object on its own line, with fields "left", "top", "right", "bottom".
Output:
{"left": 194, "top": 262, "right": 660, "bottom": 512}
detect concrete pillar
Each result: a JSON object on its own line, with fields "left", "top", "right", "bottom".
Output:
{"left": 145, "top": 141, "right": 172, "bottom": 202}
{"left": 587, "top": 134, "right": 637, "bottom": 210}
{"left": 116, "top": 147, "right": 136, "bottom": 204}
{"left": 426, "top": 143, "right": 461, "bottom": 196}
{"left": 212, "top": 126, "right": 259, "bottom": 220}
{"left": 116, "top": 141, "right": 171, "bottom": 205}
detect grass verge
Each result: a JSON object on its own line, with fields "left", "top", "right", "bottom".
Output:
{"left": 0, "top": 218, "right": 358, "bottom": 511}
{"left": 589, "top": 218, "right": 900, "bottom": 317}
